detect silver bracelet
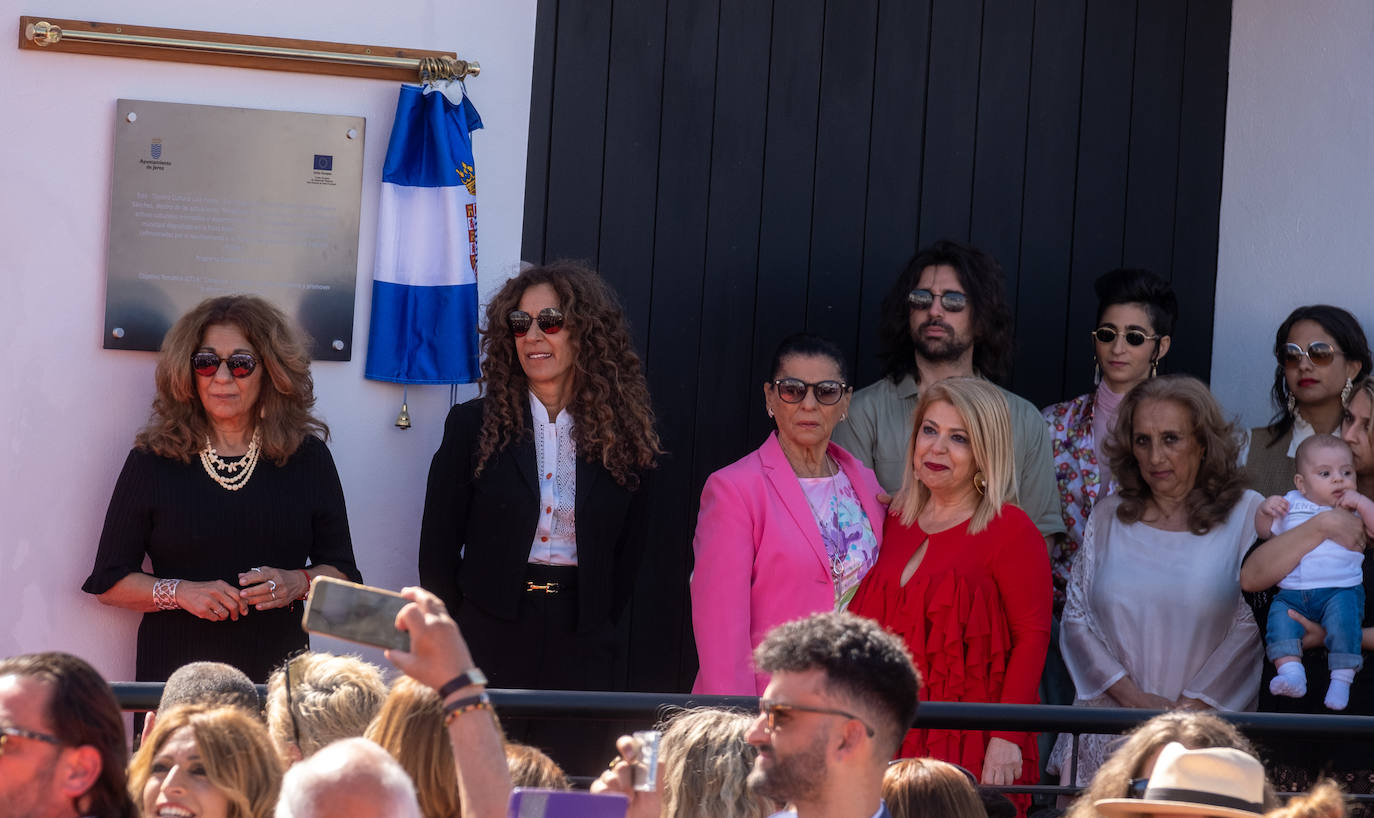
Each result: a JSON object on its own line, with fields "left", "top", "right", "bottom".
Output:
{"left": 153, "top": 578, "right": 181, "bottom": 611}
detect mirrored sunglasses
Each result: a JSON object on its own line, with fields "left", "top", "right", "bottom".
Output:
{"left": 907, "top": 288, "right": 967, "bottom": 313}
{"left": 1092, "top": 327, "right": 1161, "bottom": 347}
{"left": 191, "top": 352, "right": 259, "bottom": 378}
{"left": 508, "top": 307, "right": 565, "bottom": 337}
{"left": 770, "top": 378, "right": 849, "bottom": 406}
{"left": 1279, "top": 341, "right": 1340, "bottom": 368}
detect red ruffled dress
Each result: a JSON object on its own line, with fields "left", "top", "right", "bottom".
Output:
{"left": 851, "top": 504, "right": 1051, "bottom": 812}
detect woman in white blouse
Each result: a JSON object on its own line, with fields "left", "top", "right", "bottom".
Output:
{"left": 1049, "top": 376, "right": 1263, "bottom": 786}
{"left": 418, "top": 262, "right": 662, "bottom": 769}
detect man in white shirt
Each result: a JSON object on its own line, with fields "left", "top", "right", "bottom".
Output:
{"left": 747, "top": 612, "right": 920, "bottom": 818}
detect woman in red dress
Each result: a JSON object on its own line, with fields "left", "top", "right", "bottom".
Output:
{"left": 851, "top": 377, "right": 1051, "bottom": 810}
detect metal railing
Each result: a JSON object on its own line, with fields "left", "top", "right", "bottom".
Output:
{"left": 113, "top": 685, "right": 1374, "bottom": 801}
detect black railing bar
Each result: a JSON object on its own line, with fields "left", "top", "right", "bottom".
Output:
{"left": 111, "top": 684, "right": 1374, "bottom": 739}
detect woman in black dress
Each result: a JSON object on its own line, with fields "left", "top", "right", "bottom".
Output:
{"left": 83, "top": 295, "right": 362, "bottom": 683}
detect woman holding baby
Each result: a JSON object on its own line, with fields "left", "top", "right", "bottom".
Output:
{"left": 1241, "top": 308, "right": 1374, "bottom": 799}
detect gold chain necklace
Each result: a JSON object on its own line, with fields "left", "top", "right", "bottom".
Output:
{"left": 200, "top": 429, "right": 262, "bottom": 491}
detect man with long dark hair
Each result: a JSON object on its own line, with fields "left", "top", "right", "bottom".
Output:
{"left": 833, "top": 239, "right": 1063, "bottom": 549}
{"left": 0, "top": 652, "right": 136, "bottom": 818}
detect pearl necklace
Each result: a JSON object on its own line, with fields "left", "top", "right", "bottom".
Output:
{"left": 200, "top": 429, "right": 262, "bottom": 491}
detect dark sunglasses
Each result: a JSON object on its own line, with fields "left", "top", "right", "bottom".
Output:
{"left": 191, "top": 352, "right": 259, "bottom": 378}
{"left": 1092, "top": 327, "right": 1161, "bottom": 347}
{"left": 1279, "top": 341, "right": 1341, "bottom": 368}
{"left": 1128, "top": 778, "right": 1149, "bottom": 798}
{"left": 758, "top": 700, "right": 876, "bottom": 738}
{"left": 907, "top": 288, "right": 967, "bottom": 313}
{"left": 508, "top": 307, "right": 565, "bottom": 337}
{"left": 0, "top": 724, "right": 63, "bottom": 758}
{"left": 770, "top": 378, "right": 850, "bottom": 406}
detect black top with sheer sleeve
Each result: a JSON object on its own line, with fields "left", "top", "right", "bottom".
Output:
{"left": 82, "top": 435, "right": 362, "bottom": 683}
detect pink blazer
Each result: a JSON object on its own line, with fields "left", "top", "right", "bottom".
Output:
{"left": 690, "top": 432, "right": 887, "bottom": 695}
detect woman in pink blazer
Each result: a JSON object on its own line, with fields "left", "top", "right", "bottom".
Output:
{"left": 692, "top": 334, "right": 887, "bottom": 695}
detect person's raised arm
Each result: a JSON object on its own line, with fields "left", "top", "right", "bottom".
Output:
{"left": 1240, "top": 509, "right": 1365, "bottom": 591}
{"left": 387, "top": 587, "right": 511, "bottom": 818}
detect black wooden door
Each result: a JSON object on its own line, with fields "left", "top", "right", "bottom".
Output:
{"left": 522, "top": 0, "right": 1232, "bottom": 692}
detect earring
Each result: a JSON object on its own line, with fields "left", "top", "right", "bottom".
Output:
{"left": 973, "top": 472, "right": 987, "bottom": 496}
{"left": 767, "top": 408, "right": 775, "bottom": 419}
{"left": 1284, "top": 382, "right": 1296, "bottom": 414}
{"left": 840, "top": 412, "right": 848, "bottom": 422}
{"left": 1343, "top": 377, "right": 1354, "bottom": 406}
{"left": 1094, "top": 361, "right": 1101, "bottom": 385}
{"left": 1150, "top": 359, "right": 1158, "bottom": 378}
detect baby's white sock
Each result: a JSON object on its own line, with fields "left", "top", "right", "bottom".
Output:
{"left": 1326, "top": 668, "right": 1356, "bottom": 710}
{"left": 1270, "top": 662, "right": 1307, "bottom": 698}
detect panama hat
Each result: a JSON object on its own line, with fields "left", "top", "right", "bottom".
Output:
{"left": 1095, "top": 742, "right": 1266, "bottom": 818}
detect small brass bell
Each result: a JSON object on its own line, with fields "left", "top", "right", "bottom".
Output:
{"left": 394, "top": 401, "right": 412, "bottom": 430}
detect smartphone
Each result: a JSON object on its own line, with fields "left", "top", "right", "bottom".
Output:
{"left": 630, "top": 730, "right": 662, "bottom": 792}
{"left": 506, "top": 789, "right": 628, "bottom": 818}
{"left": 301, "top": 577, "right": 410, "bottom": 652}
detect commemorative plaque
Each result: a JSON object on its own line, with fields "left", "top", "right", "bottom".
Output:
{"left": 103, "top": 99, "right": 365, "bottom": 360}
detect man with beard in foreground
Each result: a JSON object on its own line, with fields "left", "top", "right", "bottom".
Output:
{"left": 832, "top": 239, "right": 1062, "bottom": 552}
{"left": 747, "top": 612, "right": 920, "bottom": 818}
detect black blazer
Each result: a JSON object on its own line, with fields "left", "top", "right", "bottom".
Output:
{"left": 418, "top": 398, "right": 653, "bottom": 631}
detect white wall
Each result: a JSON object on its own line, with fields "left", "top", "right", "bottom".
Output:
{"left": 1214, "top": 0, "right": 1374, "bottom": 427}
{"left": 0, "top": 0, "right": 536, "bottom": 678}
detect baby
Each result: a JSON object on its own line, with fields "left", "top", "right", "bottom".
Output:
{"left": 1256, "top": 434, "right": 1374, "bottom": 710}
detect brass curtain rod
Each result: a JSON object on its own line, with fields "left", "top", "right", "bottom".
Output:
{"left": 19, "top": 17, "right": 478, "bottom": 83}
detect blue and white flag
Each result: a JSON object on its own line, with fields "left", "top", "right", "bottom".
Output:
{"left": 365, "top": 81, "right": 483, "bottom": 384}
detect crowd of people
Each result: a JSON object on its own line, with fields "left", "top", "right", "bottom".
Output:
{"left": 28, "top": 235, "right": 1374, "bottom": 815}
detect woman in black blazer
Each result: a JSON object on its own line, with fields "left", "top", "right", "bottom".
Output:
{"left": 419, "top": 261, "right": 661, "bottom": 699}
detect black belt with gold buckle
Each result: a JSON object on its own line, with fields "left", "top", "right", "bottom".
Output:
{"left": 525, "top": 581, "right": 561, "bottom": 595}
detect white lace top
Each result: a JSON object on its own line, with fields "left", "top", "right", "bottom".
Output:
{"left": 528, "top": 392, "right": 577, "bottom": 565}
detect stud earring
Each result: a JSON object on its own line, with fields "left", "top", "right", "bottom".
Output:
{"left": 1342, "top": 377, "right": 1354, "bottom": 406}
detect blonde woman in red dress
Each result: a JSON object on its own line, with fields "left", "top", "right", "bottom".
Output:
{"left": 851, "top": 377, "right": 1051, "bottom": 814}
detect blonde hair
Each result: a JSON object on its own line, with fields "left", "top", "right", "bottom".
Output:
{"left": 1065, "top": 711, "right": 1279, "bottom": 818}
{"left": 365, "top": 677, "right": 461, "bottom": 818}
{"left": 265, "top": 652, "right": 387, "bottom": 763}
{"left": 504, "top": 742, "right": 571, "bottom": 790}
{"left": 129, "top": 704, "right": 283, "bottom": 818}
{"left": 882, "top": 758, "right": 984, "bottom": 818}
{"left": 658, "top": 708, "right": 773, "bottom": 818}
{"left": 890, "top": 377, "right": 1017, "bottom": 533}
{"left": 1264, "top": 779, "right": 1347, "bottom": 818}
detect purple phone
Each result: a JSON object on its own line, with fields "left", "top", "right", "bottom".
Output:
{"left": 506, "top": 788, "right": 628, "bottom": 818}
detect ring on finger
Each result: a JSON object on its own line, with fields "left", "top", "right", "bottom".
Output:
{"left": 268, "top": 579, "right": 277, "bottom": 592}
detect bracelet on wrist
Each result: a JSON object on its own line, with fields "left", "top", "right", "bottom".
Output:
{"left": 296, "top": 569, "right": 313, "bottom": 601}
{"left": 153, "top": 578, "right": 182, "bottom": 611}
{"left": 437, "top": 668, "right": 488, "bottom": 700}
{"left": 442, "top": 691, "right": 493, "bottom": 726}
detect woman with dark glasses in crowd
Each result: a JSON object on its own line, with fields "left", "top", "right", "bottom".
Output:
{"left": 1244, "top": 305, "right": 1370, "bottom": 498}
{"left": 419, "top": 262, "right": 661, "bottom": 767}
{"left": 692, "top": 333, "right": 885, "bottom": 695}
{"left": 1042, "top": 268, "right": 1177, "bottom": 614}
{"left": 83, "top": 295, "right": 362, "bottom": 684}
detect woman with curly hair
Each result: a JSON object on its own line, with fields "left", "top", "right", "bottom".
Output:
{"left": 130, "top": 704, "right": 284, "bottom": 818}
{"left": 1049, "top": 376, "right": 1264, "bottom": 787}
{"left": 83, "top": 295, "right": 361, "bottom": 683}
{"left": 418, "top": 262, "right": 661, "bottom": 760}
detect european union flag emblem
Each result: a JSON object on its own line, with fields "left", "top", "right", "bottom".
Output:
{"left": 314, "top": 154, "right": 333, "bottom": 171}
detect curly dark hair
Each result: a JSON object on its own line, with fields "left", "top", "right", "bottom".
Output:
{"left": 754, "top": 611, "right": 920, "bottom": 758}
{"left": 1105, "top": 375, "right": 1247, "bottom": 534}
{"left": 136, "top": 295, "right": 328, "bottom": 466}
{"left": 475, "top": 262, "right": 662, "bottom": 488}
{"left": 1262, "top": 305, "right": 1372, "bottom": 448}
{"left": 0, "top": 652, "right": 137, "bottom": 818}
{"left": 877, "top": 240, "right": 1014, "bottom": 384}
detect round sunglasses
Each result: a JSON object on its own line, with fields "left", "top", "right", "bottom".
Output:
{"left": 508, "top": 307, "right": 565, "bottom": 337}
{"left": 1279, "top": 341, "right": 1341, "bottom": 368}
{"left": 907, "top": 288, "right": 967, "bottom": 313}
{"left": 191, "top": 352, "right": 259, "bottom": 378}
{"left": 1092, "top": 326, "right": 1161, "bottom": 347}
{"left": 770, "top": 378, "right": 850, "bottom": 405}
